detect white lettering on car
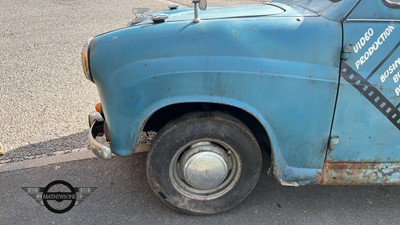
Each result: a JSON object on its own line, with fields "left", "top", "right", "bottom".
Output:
{"left": 355, "top": 25, "right": 396, "bottom": 70}
{"left": 380, "top": 57, "right": 400, "bottom": 83}
{"left": 395, "top": 85, "right": 400, "bottom": 96}
{"left": 393, "top": 72, "right": 400, "bottom": 84}
{"left": 353, "top": 28, "right": 374, "bottom": 53}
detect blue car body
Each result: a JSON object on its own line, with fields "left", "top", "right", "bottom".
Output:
{"left": 85, "top": 0, "right": 400, "bottom": 186}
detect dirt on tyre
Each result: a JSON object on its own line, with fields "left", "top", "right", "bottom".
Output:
{"left": 146, "top": 111, "right": 262, "bottom": 215}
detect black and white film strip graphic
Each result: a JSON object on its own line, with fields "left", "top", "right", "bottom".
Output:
{"left": 341, "top": 61, "right": 400, "bottom": 130}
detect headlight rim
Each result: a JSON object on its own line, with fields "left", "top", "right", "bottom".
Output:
{"left": 82, "top": 37, "right": 94, "bottom": 83}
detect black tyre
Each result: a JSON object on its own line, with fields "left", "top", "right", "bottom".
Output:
{"left": 146, "top": 111, "right": 262, "bottom": 215}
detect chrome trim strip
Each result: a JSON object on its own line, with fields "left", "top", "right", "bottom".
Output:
{"left": 346, "top": 19, "right": 400, "bottom": 22}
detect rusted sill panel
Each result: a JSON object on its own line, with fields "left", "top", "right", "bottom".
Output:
{"left": 322, "top": 162, "right": 400, "bottom": 185}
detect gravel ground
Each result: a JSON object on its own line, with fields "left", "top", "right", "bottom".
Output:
{"left": 0, "top": 0, "right": 264, "bottom": 164}
{"left": 0, "top": 0, "right": 167, "bottom": 164}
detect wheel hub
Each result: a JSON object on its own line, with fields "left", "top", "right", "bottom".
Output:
{"left": 180, "top": 142, "right": 229, "bottom": 190}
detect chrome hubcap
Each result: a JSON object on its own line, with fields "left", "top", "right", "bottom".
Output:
{"left": 170, "top": 140, "right": 241, "bottom": 200}
{"left": 180, "top": 143, "right": 229, "bottom": 190}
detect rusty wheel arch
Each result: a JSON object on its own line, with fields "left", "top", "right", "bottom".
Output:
{"left": 143, "top": 102, "right": 272, "bottom": 159}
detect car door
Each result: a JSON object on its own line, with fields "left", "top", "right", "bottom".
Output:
{"left": 328, "top": 0, "right": 400, "bottom": 163}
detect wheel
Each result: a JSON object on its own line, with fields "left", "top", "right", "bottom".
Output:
{"left": 146, "top": 111, "right": 262, "bottom": 215}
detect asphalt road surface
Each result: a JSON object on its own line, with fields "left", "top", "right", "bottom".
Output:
{"left": 1, "top": 154, "right": 400, "bottom": 225}
{"left": 0, "top": 0, "right": 259, "bottom": 163}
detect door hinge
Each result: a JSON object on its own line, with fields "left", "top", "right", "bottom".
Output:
{"left": 341, "top": 44, "right": 353, "bottom": 61}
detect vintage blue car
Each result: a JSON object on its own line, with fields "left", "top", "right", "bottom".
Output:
{"left": 82, "top": 0, "right": 400, "bottom": 214}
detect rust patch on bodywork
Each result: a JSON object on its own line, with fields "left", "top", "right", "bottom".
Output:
{"left": 322, "top": 162, "right": 400, "bottom": 185}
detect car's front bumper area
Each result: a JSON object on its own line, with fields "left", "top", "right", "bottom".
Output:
{"left": 88, "top": 111, "right": 112, "bottom": 160}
